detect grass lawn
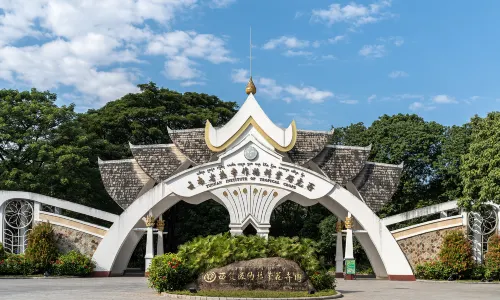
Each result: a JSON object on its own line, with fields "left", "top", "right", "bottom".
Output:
{"left": 166, "top": 289, "right": 337, "bottom": 298}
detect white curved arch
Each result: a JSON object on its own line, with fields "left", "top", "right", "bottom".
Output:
{"left": 0, "top": 191, "right": 119, "bottom": 223}
{"left": 92, "top": 174, "right": 414, "bottom": 280}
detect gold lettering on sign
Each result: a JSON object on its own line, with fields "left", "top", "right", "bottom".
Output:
{"left": 218, "top": 272, "right": 226, "bottom": 280}
{"left": 203, "top": 272, "right": 217, "bottom": 283}
{"left": 294, "top": 272, "right": 302, "bottom": 282}
{"left": 238, "top": 272, "right": 246, "bottom": 280}
{"left": 257, "top": 271, "right": 264, "bottom": 280}
{"left": 228, "top": 271, "right": 236, "bottom": 281}
{"left": 247, "top": 272, "right": 255, "bottom": 280}
{"left": 275, "top": 271, "right": 282, "bottom": 281}
{"left": 285, "top": 272, "right": 292, "bottom": 283}
{"left": 268, "top": 270, "right": 273, "bottom": 281}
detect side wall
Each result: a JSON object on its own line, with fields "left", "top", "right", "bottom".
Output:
{"left": 396, "top": 227, "right": 464, "bottom": 269}
{"left": 35, "top": 212, "right": 108, "bottom": 257}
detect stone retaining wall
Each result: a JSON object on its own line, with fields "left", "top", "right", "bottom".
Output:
{"left": 397, "top": 227, "right": 464, "bottom": 269}
{"left": 36, "top": 221, "right": 102, "bottom": 257}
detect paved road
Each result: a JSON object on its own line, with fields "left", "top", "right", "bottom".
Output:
{"left": 0, "top": 277, "right": 498, "bottom": 300}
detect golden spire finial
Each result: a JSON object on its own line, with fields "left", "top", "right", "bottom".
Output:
{"left": 246, "top": 76, "right": 256, "bottom": 95}
{"left": 245, "top": 27, "right": 257, "bottom": 95}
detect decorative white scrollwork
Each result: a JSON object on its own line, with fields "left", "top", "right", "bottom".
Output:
{"left": 3, "top": 199, "right": 34, "bottom": 254}
{"left": 4, "top": 199, "right": 34, "bottom": 229}
{"left": 468, "top": 204, "right": 499, "bottom": 263}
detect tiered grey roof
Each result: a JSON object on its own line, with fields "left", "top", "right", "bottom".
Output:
{"left": 98, "top": 159, "right": 153, "bottom": 209}
{"left": 99, "top": 128, "right": 403, "bottom": 212}
{"left": 352, "top": 162, "right": 403, "bottom": 212}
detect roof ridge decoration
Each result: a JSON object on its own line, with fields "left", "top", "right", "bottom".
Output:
{"left": 204, "top": 93, "right": 297, "bottom": 152}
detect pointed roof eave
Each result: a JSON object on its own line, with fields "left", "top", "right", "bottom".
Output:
{"left": 205, "top": 93, "right": 297, "bottom": 152}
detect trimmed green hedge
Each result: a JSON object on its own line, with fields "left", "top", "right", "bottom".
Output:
{"left": 176, "top": 233, "right": 322, "bottom": 276}
{"left": 149, "top": 233, "right": 332, "bottom": 293}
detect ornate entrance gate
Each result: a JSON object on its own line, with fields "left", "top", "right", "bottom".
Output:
{"left": 92, "top": 85, "right": 415, "bottom": 280}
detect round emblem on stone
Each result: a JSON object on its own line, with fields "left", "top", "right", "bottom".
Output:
{"left": 244, "top": 145, "right": 258, "bottom": 161}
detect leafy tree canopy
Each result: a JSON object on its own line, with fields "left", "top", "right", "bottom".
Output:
{"left": 79, "top": 82, "right": 238, "bottom": 159}
{"left": 460, "top": 112, "right": 500, "bottom": 210}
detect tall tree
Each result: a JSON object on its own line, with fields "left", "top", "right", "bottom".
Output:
{"left": 79, "top": 82, "right": 238, "bottom": 159}
{"left": 0, "top": 88, "right": 115, "bottom": 211}
{"left": 433, "top": 124, "right": 472, "bottom": 202}
{"left": 460, "top": 112, "right": 500, "bottom": 211}
{"left": 333, "top": 114, "right": 446, "bottom": 215}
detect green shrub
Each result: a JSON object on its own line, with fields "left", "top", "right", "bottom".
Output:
{"left": 415, "top": 261, "right": 452, "bottom": 280}
{"left": 176, "top": 233, "right": 322, "bottom": 277}
{"left": 0, "top": 254, "right": 36, "bottom": 275}
{"left": 0, "top": 242, "right": 6, "bottom": 260}
{"left": 485, "top": 234, "right": 500, "bottom": 280}
{"left": 438, "top": 230, "right": 473, "bottom": 277}
{"left": 52, "top": 251, "right": 95, "bottom": 276}
{"left": 25, "top": 222, "right": 59, "bottom": 272}
{"left": 470, "top": 264, "right": 486, "bottom": 280}
{"left": 148, "top": 253, "right": 192, "bottom": 293}
{"left": 177, "top": 233, "right": 267, "bottom": 276}
{"left": 309, "top": 271, "right": 336, "bottom": 291}
{"left": 267, "top": 236, "right": 321, "bottom": 275}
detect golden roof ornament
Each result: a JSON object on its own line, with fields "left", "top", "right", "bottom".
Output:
{"left": 245, "top": 27, "right": 257, "bottom": 95}
{"left": 245, "top": 76, "right": 257, "bottom": 95}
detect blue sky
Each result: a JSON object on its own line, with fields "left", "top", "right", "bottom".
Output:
{"left": 1, "top": 0, "right": 499, "bottom": 130}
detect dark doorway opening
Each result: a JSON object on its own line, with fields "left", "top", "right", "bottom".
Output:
{"left": 243, "top": 224, "right": 257, "bottom": 235}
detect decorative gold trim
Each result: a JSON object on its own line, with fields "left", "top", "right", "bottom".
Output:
{"left": 336, "top": 220, "right": 343, "bottom": 233}
{"left": 156, "top": 219, "right": 165, "bottom": 232}
{"left": 204, "top": 117, "right": 297, "bottom": 152}
{"left": 345, "top": 217, "right": 353, "bottom": 229}
{"left": 144, "top": 215, "right": 155, "bottom": 227}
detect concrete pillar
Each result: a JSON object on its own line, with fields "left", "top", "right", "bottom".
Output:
{"left": 472, "top": 214, "right": 483, "bottom": 263}
{"left": 344, "top": 213, "right": 355, "bottom": 280}
{"left": 156, "top": 217, "right": 165, "bottom": 256}
{"left": 33, "top": 202, "right": 41, "bottom": 222}
{"left": 335, "top": 220, "right": 344, "bottom": 278}
{"left": 144, "top": 213, "right": 155, "bottom": 275}
{"left": 256, "top": 227, "right": 270, "bottom": 239}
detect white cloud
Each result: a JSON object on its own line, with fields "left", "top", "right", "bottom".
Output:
{"left": 231, "top": 68, "right": 249, "bottom": 83}
{"left": 409, "top": 102, "right": 435, "bottom": 111}
{"left": 285, "top": 85, "right": 333, "bottom": 103}
{"left": 311, "top": 0, "right": 392, "bottom": 27}
{"left": 283, "top": 50, "right": 313, "bottom": 57}
{"left": 340, "top": 99, "right": 358, "bottom": 104}
{"left": 312, "top": 41, "right": 321, "bottom": 48}
{"left": 147, "top": 31, "right": 234, "bottom": 64}
{"left": 209, "top": 0, "right": 236, "bottom": 8}
{"left": 230, "top": 69, "right": 333, "bottom": 104}
{"left": 321, "top": 54, "right": 337, "bottom": 60}
{"left": 432, "top": 94, "right": 457, "bottom": 104}
{"left": 328, "top": 35, "right": 346, "bottom": 44}
{"left": 262, "top": 36, "right": 310, "bottom": 50}
{"left": 359, "top": 44, "right": 386, "bottom": 58}
{"left": 367, "top": 94, "right": 377, "bottom": 103}
{"left": 379, "top": 36, "right": 404, "bottom": 46}
{"left": 0, "top": 0, "right": 233, "bottom": 106}
{"left": 388, "top": 70, "right": 409, "bottom": 78}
